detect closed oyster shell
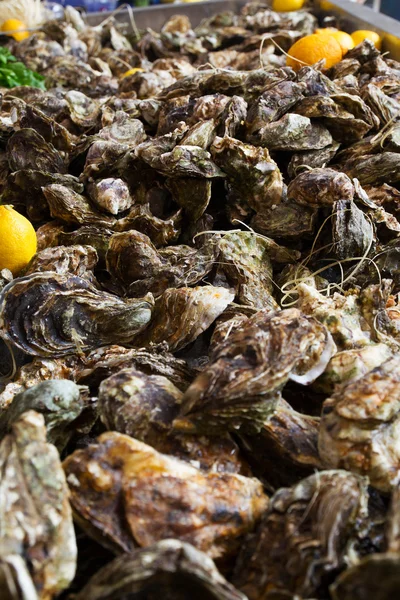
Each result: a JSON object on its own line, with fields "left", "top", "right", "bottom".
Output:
{"left": 287, "top": 142, "right": 340, "bottom": 178}
{"left": 342, "top": 152, "right": 400, "bottom": 185}
{"left": 166, "top": 178, "right": 212, "bottom": 221}
{"left": 87, "top": 178, "right": 132, "bottom": 216}
{"left": 238, "top": 398, "right": 322, "bottom": 489}
{"left": 245, "top": 80, "right": 304, "bottom": 144}
{"left": 75, "top": 345, "right": 195, "bottom": 392}
{"left": 251, "top": 196, "right": 318, "bottom": 239}
{"left": 64, "top": 90, "right": 101, "bottom": 129}
{"left": 233, "top": 470, "right": 370, "bottom": 599}
{"left": 217, "top": 231, "right": 278, "bottom": 310}
{"left": 332, "top": 199, "right": 374, "bottom": 260}
{"left": 211, "top": 135, "right": 283, "bottom": 215}
{"left": 7, "top": 129, "right": 66, "bottom": 174}
{"left": 106, "top": 231, "right": 216, "bottom": 297}
{"left": 250, "top": 113, "right": 333, "bottom": 151}
{"left": 319, "top": 354, "right": 400, "bottom": 492}
{"left": 74, "top": 540, "right": 247, "bottom": 600}
{"left": 98, "top": 368, "right": 248, "bottom": 474}
{"left": 63, "top": 432, "right": 268, "bottom": 558}
{"left": 0, "top": 380, "right": 88, "bottom": 452}
{"left": 134, "top": 286, "right": 234, "bottom": 352}
{"left": 43, "top": 184, "right": 116, "bottom": 228}
{"left": 25, "top": 245, "right": 98, "bottom": 281}
{"left": 0, "top": 273, "right": 153, "bottom": 357}
{"left": 175, "top": 308, "right": 335, "bottom": 434}
{"left": 0, "top": 411, "right": 76, "bottom": 599}
{"left": 287, "top": 167, "right": 355, "bottom": 206}
{"left": 314, "top": 343, "right": 393, "bottom": 394}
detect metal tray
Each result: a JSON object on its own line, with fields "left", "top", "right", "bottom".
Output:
{"left": 86, "top": 0, "right": 400, "bottom": 59}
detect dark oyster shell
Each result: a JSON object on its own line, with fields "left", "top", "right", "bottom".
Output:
{"left": 0, "top": 273, "right": 153, "bottom": 357}
{"left": 287, "top": 167, "right": 355, "bottom": 206}
{"left": 175, "top": 308, "right": 335, "bottom": 434}
{"left": 74, "top": 540, "right": 247, "bottom": 600}
{"left": 7, "top": 129, "right": 66, "bottom": 174}
{"left": 63, "top": 432, "right": 268, "bottom": 557}
{"left": 233, "top": 470, "right": 371, "bottom": 599}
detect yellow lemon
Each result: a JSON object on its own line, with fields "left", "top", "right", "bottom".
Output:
{"left": 121, "top": 67, "right": 144, "bottom": 78}
{"left": 0, "top": 205, "right": 37, "bottom": 274}
{"left": 316, "top": 28, "right": 355, "bottom": 55}
{"left": 1, "top": 19, "right": 30, "bottom": 42}
{"left": 351, "top": 29, "right": 382, "bottom": 50}
{"left": 272, "top": 0, "right": 305, "bottom": 11}
{"left": 287, "top": 33, "right": 343, "bottom": 72}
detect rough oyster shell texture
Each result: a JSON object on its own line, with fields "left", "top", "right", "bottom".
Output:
{"left": 1, "top": 2, "right": 400, "bottom": 598}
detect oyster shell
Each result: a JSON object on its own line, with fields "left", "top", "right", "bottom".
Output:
{"left": 0, "top": 411, "right": 76, "bottom": 599}
{"left": 43, "top": 184, "right": 117, "bottom": 227}
{"left": 211, "top": 135, "right": 283, "bottom": 215}
{"left": 134, "top": 286, "right": 234, "bottom": 352}
{"left": 98, "top": 367, "right": 247, "bottom": 474}
{"left": 233, "top": 470, "right": 371, "bottom": 599}
{"left": 0, "top": 380, "right": 88, "bottom": 452}
{"left": 319, "top": 354, "right": 400, "bottom": 492}
{"left": 0, "top": 273, "right": 153, "bottom": 357}
{"left": 106, "top": 231, "right": 216, "bottom": 297}
{"left": 63, "top": 432, "right": 268, "bottom": 558}
{"left": 175, "top": 308, "right": 335, "bottom": 434}
{"left": 7, "top": 129, "right": 66, "bottom": 174}
{"left": 25, "top": 245, "right": 98, "bottom": 281}
{"left": 87, "top": 178, "right": 132, "bottom": 216}
{"left": 74, "top": 540, "right": 247, "bottom": 600}
{"left": 250, "top": 113, "right": 333, "bottom": 151}
{"left": 287, "top": 167, "right": 355, "bottom": 206}
{"left": 217, "top": 231, "right": 278, "bottom": 310}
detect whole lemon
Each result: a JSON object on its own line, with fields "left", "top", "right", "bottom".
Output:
{"left": 0, "top": 205, "right": 37, "bottom": 274}
{"left": 316, "top": 28, "right": 355, "bottom": 55}
{"left": 351, "top": 30, "right": 382, "bottom": 50}
{"left": 1, "top": 19, "right": 29, "bottom": 42}
{"left": 272, "top": 0, "right": 305, "bottom": 11}
{"left": 287, "top": 33, "right": 343, "bottom": 72}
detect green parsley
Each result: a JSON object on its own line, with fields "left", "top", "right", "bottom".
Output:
{"left": 0, "top": 46, "right": 46, "bottom": 90}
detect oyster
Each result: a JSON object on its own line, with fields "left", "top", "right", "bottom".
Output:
{"left": 0, "top": 273, "right": 153, "bottom": 357}
{"left": 106, "top": 231, "right": 216, "bottom": 297}
{"left": 43, "top": 184, "right": 117, "bottom": 227}
{"left": 319, "top": 354, "right": 400, "bottom": 492}
{"left": 314, "top": 343, "right": 393, "bottom": 394}
{"left": 233, "top": 470, "right": 371, "bottom": 599}
{"left": 75, "top": 345, "right": 195, "bottom": 392}
{"left": 175, "top": 308, "right": 335, "bottom": 434}
{"left": 134, "top": 286, "right": 234, "bottom": 352}
{"left": 63, "top": 432, "right": 268, "bottom": 557}
{"left": 238, "top": 398, "right": 322, "bottom": 488}
{"left": 74, "top": 540, "right": 247, "bottom": 600}
{"left": 217, "top": 231, "right": 279, "bottom": 310}
{"left": 0, "top": 380, "right": 89, "bottom": 452}
{"left": 98, "top": 367, "right": 247, "bottom": 473}
{"left": 87, "top": 178, "right": 132, "bottom": 215}
{"left": 287, "top": 167, "right": 355, "bottom": 206}
{"left": 211, "top": 136, "right": 283, "bottom": 215}
{"left": 25, "top": 245, "right": 98, "bottom": 281}
{"left": 0, "top": 411, "right": 76, "bottom": 599}
{"left": 332, "top": 199, "right": 374, "bottom": 260}
{"left": 7, "top": 129, "right": 66, "bottom": 174}
{"left": 250, "top": 113, "right": 333, "bottom": 151}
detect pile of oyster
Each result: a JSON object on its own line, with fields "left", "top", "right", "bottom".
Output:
{"left": 1, "top": 2, "right": 400, "bottom": 598}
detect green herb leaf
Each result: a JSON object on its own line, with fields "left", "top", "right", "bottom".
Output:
{"left": 0, "top": 46, "right": 45, "bottom": 90}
